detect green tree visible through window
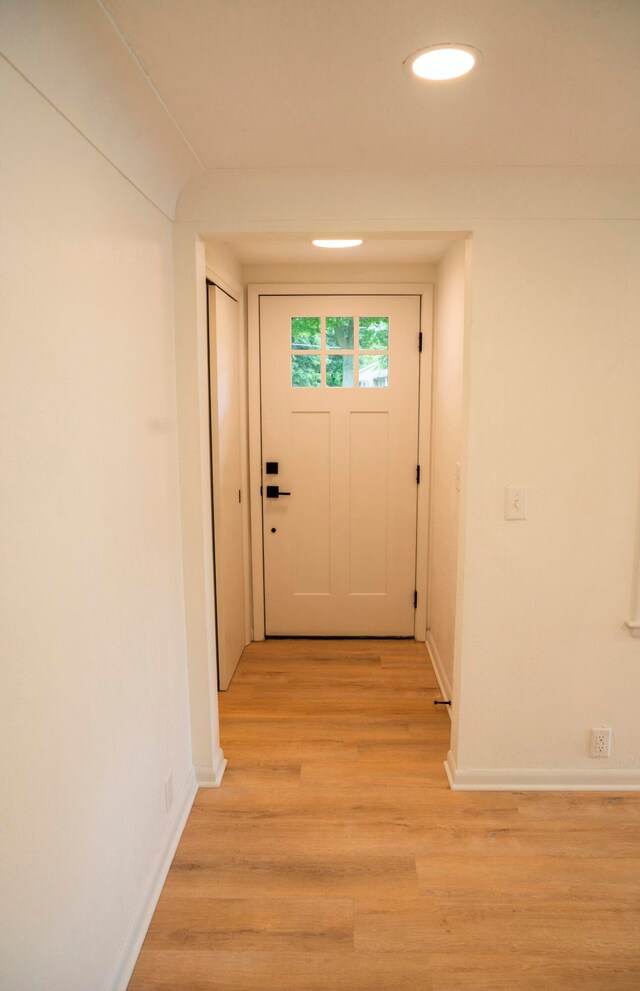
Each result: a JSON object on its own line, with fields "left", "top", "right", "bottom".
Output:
{"left": 326, "top": 317, "right": 354, "bottom": 349}
{"left": 291, "top": 317, "right": 322, "bottom": 386}
{"left": 290, "top": 316, "right": 389, "bottom": 387}
{"left": 291, "top": 317, "right": 321, "bottom": 350}
{"left": 291, "top": 354, "right": 321, "bottom": 387}
{"left": 359, "top": 317, "right": 388, "bottom": 349}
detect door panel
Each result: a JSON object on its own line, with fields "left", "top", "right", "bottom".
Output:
{"left": 291, "top": 411, "right": 331, "bottom": 593}
{"left": 209, "top": 285, "right": 245, "bottom": 689}
{"left": 260, "top": 294, "right": 421, "bottom": 636}
{"left": 349, "top": 411, "right": 389, "bottom": 594}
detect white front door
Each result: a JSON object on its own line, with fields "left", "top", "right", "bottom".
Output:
{"left": 260, "top": 294, "right": 421, "bottom": 636}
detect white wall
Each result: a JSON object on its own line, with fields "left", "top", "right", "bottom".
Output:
{"left": 206, "top": 240, "right": 243, "bottom": 288}
{"left": 176, "top": 166, "right": 640, "bottom": 787}
{"left": 455, "top": 218, "right": 640, "bottom": 781}
{"left": 0, "top": 51, "right": 193, "bottom": 991}
{"left": 427, "top": 240, "right": 467, "bottom": 698}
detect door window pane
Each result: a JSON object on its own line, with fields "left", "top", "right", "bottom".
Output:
{"left": 326, "top": 316, "right": 354, "bottom": 349}
{"left": 326, "top": 354, "right": 355, "bottom": 387}
{"left": 359, "top": 317, "right": 389, "bottom": 350}
{"left": 292, "top": 354, "right": 321, "bottom": 387}
{"left": 359, "top": 354, "right": 388, "bottom": 388}
{"left": 291, "top": 317, "right": 321, "bottom": 350}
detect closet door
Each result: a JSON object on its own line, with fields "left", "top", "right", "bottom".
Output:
{"left": 209, "top": 284, "right": 245, "bottom": 689}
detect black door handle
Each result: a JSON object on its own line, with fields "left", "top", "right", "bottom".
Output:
{"left": 266, "top": 485, "right": 291, "bottom": 499}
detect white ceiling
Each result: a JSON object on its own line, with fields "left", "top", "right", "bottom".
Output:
{"left": 218, "top": 233, "right": 458, "bottom": 266}
{"left": 103, "top": 0, "right": 640, "bottom": 171}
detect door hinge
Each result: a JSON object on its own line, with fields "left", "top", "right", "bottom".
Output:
{"left": 418, "top": 331, "right": 423, "bottom": 352}
{"left": 416, "top": 464, "right": 421, "bottom": 484}
{"left": 413, "top": 590, "right": 418, "bottom": 609}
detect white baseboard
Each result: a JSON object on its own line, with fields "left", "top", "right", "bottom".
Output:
{"left": 425, "top": 633, "right": 452, "bottom": 719}
{"left": 195, "top": 746, "right": 227, "bottom": 787}
{"left": 445, "top": 749, "right": 640, "bottom": 791}
{"left": 105, "top": 766, "right": 197, "bottom": 991}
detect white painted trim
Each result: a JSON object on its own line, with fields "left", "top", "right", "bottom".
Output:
{"left": 207, "top": 284, "right": 226, "bottom": 684}
{"left": 425, "top": 633, "right": 452, "bottom": 719}
{"left": 445, "top": 750, "right": 640, "bottom": 791}
{"left": 173, "top": 231, "right": 223, "bottom": 786}
{"left": 205, "top": 266, "right": 253, "bottom": 647}
{"left": 105, "top": 767, "right": 198, "bottom": 991}
{"left": 239, "top": 288, "right": 254, "bottom": 646}
{"left": 247, "top": 282, "right": 433, "bottom": 640}
{"left": 195, "top": 747, "right": 227, "bottom": 787}
{"left": 414, "top": 287, "right": 433, "bottom": 640}
{"left": 205, "top": 264, "right": 241, "bottom": 303}
{"left": 247, "top": 285, "right": 265, "bottom": 639}
{"left": 627, "top": 474, "right": 640, "bottom": 638}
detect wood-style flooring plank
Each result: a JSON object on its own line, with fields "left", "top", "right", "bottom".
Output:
{"left": 411, "top": 821, "right": 640, "bottom": 858}
{"left": 219, "top": 717, "right": 418, "bottom": 743}
{"left": 143, "top": 896, "right": 353, "bottom": 952}
{"left": 415, "top": 854, "right": 640, "bottom": 901}
{"left": 222, "top": 740, "right": 358, "bottom": 764}
{"left": 213, "top": 763, "right": 302, "bottom": 790}
{"left": 427, "top": 955, "right": 640, "bottom": 991}
{"left": 515, "top": 791, "right": 640, "bottom": 821}
{"left": 354, "top": 896, "right": 640, "bottom": 957}
{"left": 128, "top": 950, "right": 434, "bottom": 991}
{"left": 164, "top": 853, "right": 420, "bottom": 898}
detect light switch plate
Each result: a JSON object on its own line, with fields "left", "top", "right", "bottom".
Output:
{"left": 505, "top": 486, "right": 527, "bottom": 520}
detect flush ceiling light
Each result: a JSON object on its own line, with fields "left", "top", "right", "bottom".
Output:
{"left": 312, "top": 239, "right": 363, "bottom": 248}
{"left": 405, "top": 43, "right": 481, "bottom": 80}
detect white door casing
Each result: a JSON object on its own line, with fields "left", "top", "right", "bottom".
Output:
{"left": 259, "top": 293, "right": 423, "bottom": 636}
{"left": 208, "top": 284, "right": 246, "bottom": 688}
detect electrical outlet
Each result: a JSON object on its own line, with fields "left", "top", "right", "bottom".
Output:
{"left": 589, "top": 727, "right": 612, "bottom": 758}
{"left": 164, "top": 770, "right": 174, "bottom": 813}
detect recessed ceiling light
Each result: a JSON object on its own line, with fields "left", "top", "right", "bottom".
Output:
{"left": 404, "top": 43, "right": 482, "bottom": 81}
{"left": 312, "top": 239, "right": 363, "bottom": 249}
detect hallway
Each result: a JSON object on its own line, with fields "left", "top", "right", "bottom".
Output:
{"left": 129, "top": 641, "right": 640, "bottom": 990}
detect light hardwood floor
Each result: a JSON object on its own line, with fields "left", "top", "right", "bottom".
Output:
{"left": 129, "top": 640, "right": 640, "bottom": 990}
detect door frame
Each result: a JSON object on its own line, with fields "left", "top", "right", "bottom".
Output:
{"left": 247, "top": 283, "right": 434, "bottom": 641}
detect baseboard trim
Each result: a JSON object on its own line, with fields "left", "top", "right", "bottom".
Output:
{"left": 425, "top": 633, "right": 452, "bottom": 719}
{"left": 105, "top": 766, "right": 197, "bottom": 991}
{"left": 195, "top": 746, "right": 227, "bottom": 787}
{"left": 445, "top": 750, "right": 640, "bottom": 791}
